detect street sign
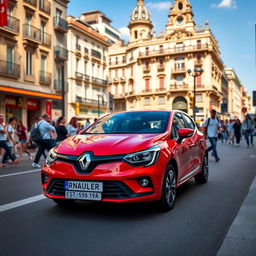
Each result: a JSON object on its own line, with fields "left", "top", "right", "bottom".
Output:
{"left": 253, "top": 91, "right": 256, "bottom": 107}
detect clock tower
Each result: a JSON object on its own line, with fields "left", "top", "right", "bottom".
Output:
{"left": 128, "top": 0, "right": 153, "bottom": 42}
{"left": 166, "top": 0, "right": 195, "bottom": 34}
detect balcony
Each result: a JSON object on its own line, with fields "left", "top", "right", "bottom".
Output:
{"left": 0, "top": 60, "right": 20, "bottom": 79}
{"left": 156, "top": 87, "right": 167, "bottom": 92}
{"left": 23, "top": 24, "right": 41, "bottom": 44}
{"left": 143, "top": 66, "right": 151, "bottom": 73}
{"left": 195, "top": 59, "right": 203, "bottom": 66}
{"left": 91, "top": 77, "right": 108, "bottom": 86}
{"left": 39, "top": 71, "right": 52, "bottom": 85}
{"left": 170, "top": 82, "right": 188, "bottom": 91}
{"left": 158, "top": 63, "right": 165, "bottom": 72}
{"left": 54, "top": 46, "right": 68, "bottom": 61}
{"left": 39, "top": 0, "right": 51, "bottom": 14}
{"left": 91, "top": 49, "right": 101, "bottom": 60}
{"left": 54, "top": 79, "right": 68, "bottom": 92}
{"left": 53, "top": 16, "right": 68, "bottom": 33}
{"left": 84, "top": 74, "right": 90, "bottom": 81}
{"left": 75, "top": 71, "right": 83, "bottom": 80}
{"left": 0, "top": 15, "right": 20, "bottom": 35}
{"left": 142, "top": 89, "right": 152, "bottom": 93}
{"left": 41, "top": 31, "right": 51, "bottom": 47}
{"left": 172, "top": 63, "right": 186, "bottom": 73}
{"left": 24, "top": 0, "right": 37, "bottom": 8}
{"left": 76, "top": 98, "right": 108, "bottom": 106}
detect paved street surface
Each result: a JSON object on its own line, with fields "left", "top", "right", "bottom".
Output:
{"left": 0, "top": 141, "right": 255, "bottom": 256}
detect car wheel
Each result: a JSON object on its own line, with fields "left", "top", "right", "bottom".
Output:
{"left": 52, "top": 199, "right": 75, "bottom": 206}
{"left": 158, "top": 164, "right": 177, "bottom": 212}
{"left": 194, "top": 154, "right": 209, "bottom": 184}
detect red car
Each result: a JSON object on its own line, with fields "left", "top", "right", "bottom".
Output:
{"left": 42, "top": 111, "right": 208, "bottom": 211}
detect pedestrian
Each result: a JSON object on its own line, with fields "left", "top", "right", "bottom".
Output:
{"left": 67, "top": 117, "right": 78, "bottom": 136}
{"left": 220, "top": 120, "right": 228, "bottom": 143}
{"left": 241, "top": 114, "right": 255, "bottom": 148}
{"left": 0, "top": 115, "right": 19, "bottom": 167}
{"left": 233, "top": 119, "right": 242, "bottom": 147}
{"left": 204, "top": 109, "right": 220, "bottom": 162}
{"left": 5, "top": 117, "right": 18, "bottom": 162}
{"left": 83, "top": 118, "right": 91, "bottom": 130}
{"left": 32, "top": 114, "right": 56, "bottom": 168}
{"left": 56, "top": 116, "right": 69, "bottom": 144}
{"left": 227, "top": 119, "right": 235, "bottom": 145}
{"left": 17, "top": 120, "right": 32, "bottom": 161}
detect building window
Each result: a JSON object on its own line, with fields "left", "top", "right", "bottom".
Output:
{"left": 122, "top": 68, "right": 125, "bottom": 77}
{"left": 134, "top": 30, "right": 138, "bottom": 39}
{"left": 159, "top": 77, "right": 165, "bottom": 89}
{"left": 196, "top": 94, "right": 203, "bottom": 102}
{"left": 146, "top": 47, "right": 149, "bottom": 56}
{"left": 26, "top": 51, "right": 32, "bottom": 75}
{"left": 7, "top": 45, "right": 14, "bottom": 72}
{"left": 115, "top": 69, "right": 118, "bottom": 78}
{"left": 196, "top": 74, "right": 202, "bottom": 87}
{"left": 144, "top": 97, "right": 150, "bottom": 105}
{"left": 159, "top": 45, "right": 163, "bottom": 54}
{"left": 145, "top": 78, "right": 150, "bottom": 91}
{"left": 41, "top": 21, "right": 46, "bottom": 44}
{"left": 145, "top": 60, "right": 149, "bottom": 69}
{"left": 84, "top": 61, "right": 87, "bottom": 75}
{"left": 91, "top": 63, "right": 94, "bottom": 76}
{"left": 115, "top": 57, "right": 118, "bottom": 65}
{"left": 159, "top": 96, "right": 165, "bottom": 104}
{"left": 131, "top": 66, "right": 133, "bottom": 77}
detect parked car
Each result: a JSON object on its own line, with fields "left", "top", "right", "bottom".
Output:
{"left": 41, "top": 110, "right": 208, "bottom": 211}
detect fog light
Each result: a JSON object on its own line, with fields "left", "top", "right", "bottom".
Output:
{"left": 41, "top": 173, "right": 48, "bottom": 184}
{"left": 139, "top": 178, "right": 150, "bottom": 187}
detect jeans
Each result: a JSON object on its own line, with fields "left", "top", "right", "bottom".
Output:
{"left": 34, "top": 139, "right": 53, "bottom": 164}
{"left": 244, "top": 130, "right": 254, "bottom": 146}
{"left": 0, "top": 141, "right": 16, "bottom": 164}
{"left": 207, "top": 137, "right": 219, "bottom": 159}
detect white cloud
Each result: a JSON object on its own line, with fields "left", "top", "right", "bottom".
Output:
{"left": 119, "top": 27, "right": 130, "bottom": 38}
{"left": 212, "top": 0, "right": 237, "bottom": 9}
{"left": 146, "top": 2, "right": 170, "bottom": 11}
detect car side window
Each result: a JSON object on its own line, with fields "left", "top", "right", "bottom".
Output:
{"left": 182, "top": 114, "right": 195, "bottom": 130}
{"left": 171, "top": 113, "right": 186, "bottom": 139}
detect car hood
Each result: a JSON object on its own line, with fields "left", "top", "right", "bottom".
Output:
{"left": 56, "top": 133, "right": 167, "bottom": 156}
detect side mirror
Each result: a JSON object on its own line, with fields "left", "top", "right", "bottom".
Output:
{"left": 177, "top": 128, "right": 194, "bottom": 144}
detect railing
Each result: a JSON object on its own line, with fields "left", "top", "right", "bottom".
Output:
{"left": 143, "top": 66, "right": 150, "bottom": 73}
{"left": 39, "top": 0, "right": 51, "bottom": 14}
{"left": 54, "top": 79, "right": 68, "bottom": 92}
{"left": 170, "top": 82, "right": 188, "bottom": 90}
{"left": 84, "top": 74, "right": 90, "bottom": 81}
{"left": 173, "top": 63, "right": 186, "bottom": 72}
{"left": 142, "top": 89, "right": 152, "bottom": 93}
{"left": 23, "top": 24, "right": 41, "bottom": 43}
{"left": 76, "top": 44, "right": 81, "bottom": 51}
{"left": 24, "top": 0, "right": 37, "bottom": 7}
{"left": 53, "top": 16, "right": 68, "bottom": 31}
{"left": 91, "top": 49, "right": 101, "bottom": 59}
{"left": 41, "top": 31, "right": 51, "bottom": 47}
{"left": 0, "top": 60, "right": 20, "bottom": 79}
{"left": 75, "top": 71, "right": 83, "bottom": 79}
{"left": 54, "top": 46, "right": 68, "bottom": 60}
{"left": 195, "top": 59, "right": 203, "bottom": 66}
{"left": 39, "top": 71, "right": 51, "bottom": 85}
{"left": 91, "top": 77, "right": 108, "bottom": 85}
{"left": 76, "top": 98, "right": 108, "bottom": 106}
{"left": 158, "top": 63, "right": 165, "bottom": 71}
{"left": 139, "top": 44, "right": 210, "bottom": 58}
{"left": 156, "top": 87, "right": 166, "bottom": 92}
{"left": 2, "top": 15, "right": 20, "bottom": 33}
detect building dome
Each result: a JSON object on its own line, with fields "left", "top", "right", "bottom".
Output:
{"left": 130, "top": 0, "right": 151, "bottom": 23}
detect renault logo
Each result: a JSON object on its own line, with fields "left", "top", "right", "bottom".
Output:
{"left": 78, "top": 153, "right": 91, "bottom": 171}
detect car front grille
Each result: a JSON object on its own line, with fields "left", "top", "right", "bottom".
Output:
{"left": 45, "top": 179, "right": 153, "bottom": 199}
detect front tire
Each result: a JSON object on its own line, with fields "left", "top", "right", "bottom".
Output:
{"left": 194, "top": 154, "right": 209, "bottom": 184}
{"left": 158, "top": 164, "right": 177, "bottom": 212}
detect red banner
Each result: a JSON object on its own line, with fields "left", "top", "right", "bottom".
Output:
{"left": 0, "top": 0, "right": 8, "bottom": 27}
{"left": 46, "top": 100, "right": 52, "bottom": 120}
{"left": 27, "top": 98, "right": 39, "bottom": 110}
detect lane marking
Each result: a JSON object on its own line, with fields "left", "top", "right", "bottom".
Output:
{"left": 0, "top": 194, "right": 46, "bottom": 213}
{"left": 0, "top": 169, "right": 41, "bottom": 178}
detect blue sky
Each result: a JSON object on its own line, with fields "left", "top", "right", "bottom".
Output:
{"left": 68, "top": 0, "right": 256, "bottom": 95}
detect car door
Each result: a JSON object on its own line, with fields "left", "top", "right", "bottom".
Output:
{"left": 170, "top": 113, "right": 194, "bottom": 183}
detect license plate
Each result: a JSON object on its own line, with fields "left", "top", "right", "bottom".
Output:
{"left": 65, "top": 191, "right": 102, "bottom": 201}
{"left": 64, "top": 181, "right": 103, "bottom": 192}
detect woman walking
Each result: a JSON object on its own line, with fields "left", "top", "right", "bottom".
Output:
{"left": 233, "top": 119, "right": 242, "bottom": 147}
{"left": 17, "top": 120, "right": 32, "bottom": 161}
{"left": 67, "top": 117, "right": 78, "bottom": 137}
{"left": 56, "top": 116, "right": 69, "bottom": 144}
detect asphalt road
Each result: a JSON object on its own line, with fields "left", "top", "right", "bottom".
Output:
{"left": 0, "top": 142, "right": 256, "bottom": 256}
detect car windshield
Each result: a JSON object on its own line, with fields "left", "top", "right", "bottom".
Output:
{"left": 84, "top": 112, "right": 170, "bottom": 134}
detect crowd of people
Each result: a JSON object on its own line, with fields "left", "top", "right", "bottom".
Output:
{"left": 0, "top": 114, "right": 96, "bottom": 168}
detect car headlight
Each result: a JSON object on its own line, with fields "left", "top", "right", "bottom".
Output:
{"left": 123, "top": 145, "right": 160, "bottom": 167}
{"left": 46, "top": 148, "right": 57, "bottom": 165}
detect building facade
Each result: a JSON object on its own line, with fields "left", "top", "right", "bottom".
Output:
{"left": 109, "top": 0, "right": 224, "bottom": 120}
{"left": 0, "top": 0, "right": 68, "bottom": 128}
{"left": 67, "top": 16, "right": 110, "bottom": 122}
{"left": 80, "top": 10, "right": 121, "bottom": 44}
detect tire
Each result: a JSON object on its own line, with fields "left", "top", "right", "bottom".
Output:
{"left": 158, "top": 164, "right": 177, "bottom": 212}
{"left": 194, "top": 154, "right": 209, "bottom": 184}
{"left": 52, "top": 199, "right": 75, "bottom": 206}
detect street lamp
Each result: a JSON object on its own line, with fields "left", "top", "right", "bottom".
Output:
{"left": 187, "top": 67, "right": 204, "bottom": 120}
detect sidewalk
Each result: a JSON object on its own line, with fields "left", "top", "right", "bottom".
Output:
{"left": 217, "top": 176, "right": 256, "bottom": 256}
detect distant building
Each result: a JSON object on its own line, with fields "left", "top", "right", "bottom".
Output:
{"left": 79, "top": 10, "right": 121, "bottom": 44}
{"left": 109, "top": 0, "right": 224, "bottom": 120}
{"left": 67, "top": 16, "right": 110, "bottom": 122}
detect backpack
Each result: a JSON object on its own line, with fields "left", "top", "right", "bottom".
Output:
{"left": 30, "top": 122, "right": 42, "bottom": 143}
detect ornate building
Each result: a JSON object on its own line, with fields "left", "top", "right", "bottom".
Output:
{"left": 109, "top": 0, "right": 224, "bottom": 120}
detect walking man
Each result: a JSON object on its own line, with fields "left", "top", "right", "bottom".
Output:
{"left": 32, "top": 114, "right": 56, "bottom": 168}
{"left": 204, "top": 110, "right": 221, "bottom": 162}
{"left": 242, "top": 114, "right": 255, "bottom": 148}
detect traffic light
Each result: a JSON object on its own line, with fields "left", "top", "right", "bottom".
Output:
{"left": 75, "top": 102, "right": 80, "bottom": 115}
{"left": 189, "top": 95, "right": 194, "bottom": 109}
